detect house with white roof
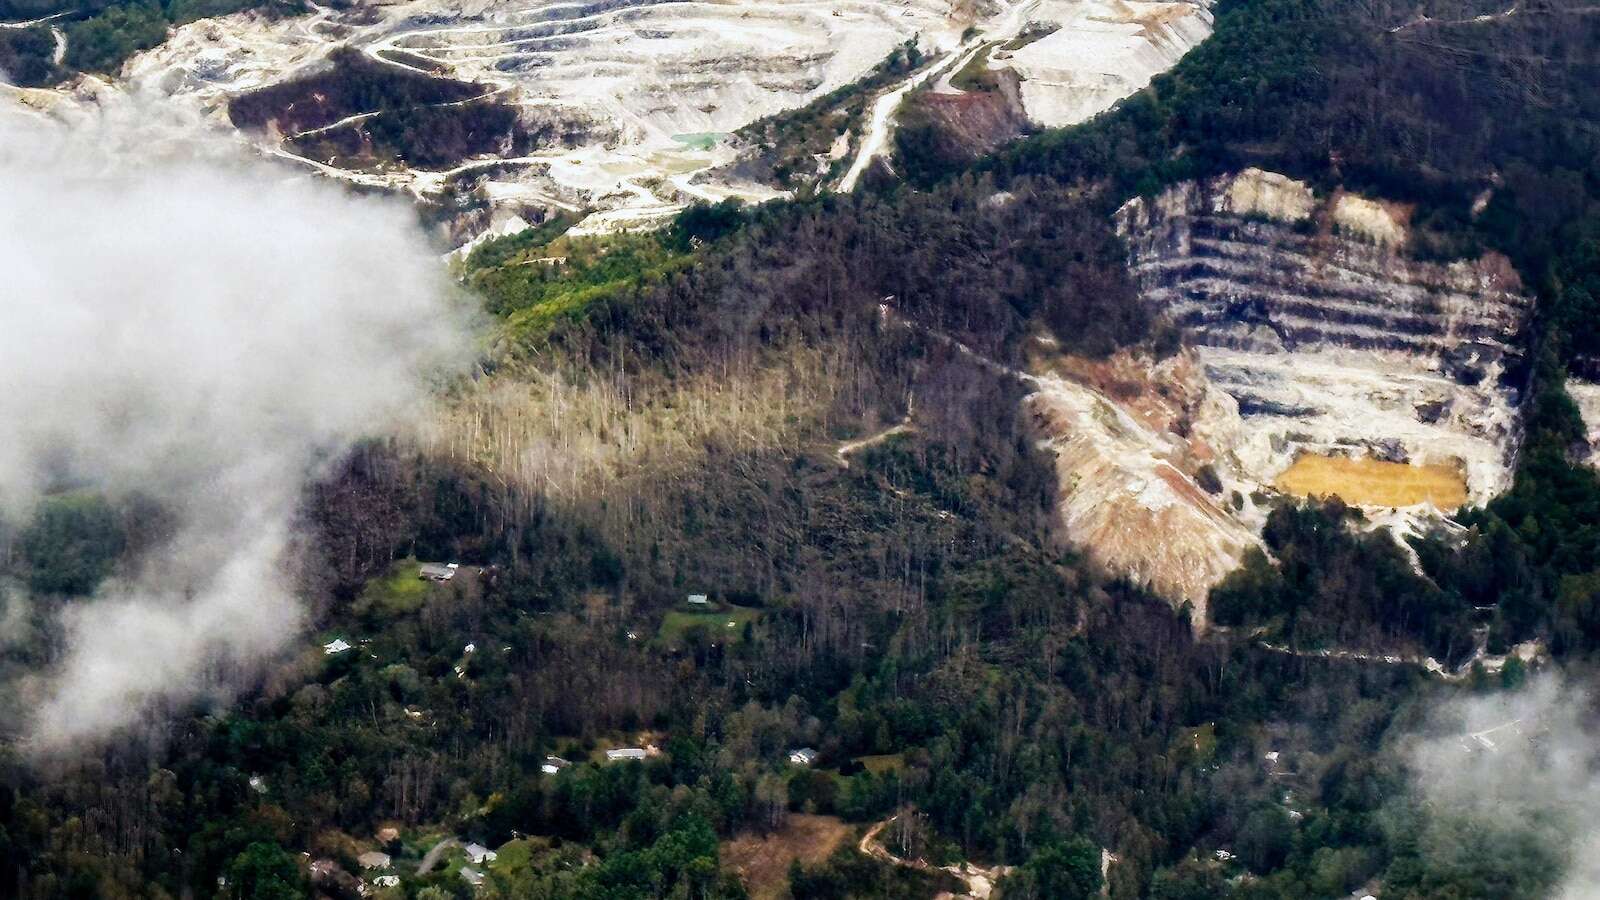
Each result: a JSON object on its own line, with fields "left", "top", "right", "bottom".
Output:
{"left": 464, "top": 842, "right": 497, "bottom": 865}
{"left": 419, "top": 562, "right": 460, "bottom": 582}
{"left": 356, "top": 850, "right": 391, "bottom": 870}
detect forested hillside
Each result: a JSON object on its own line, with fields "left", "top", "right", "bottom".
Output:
{"left": 4, "top": 1, "right": 1600, "bottom": 899}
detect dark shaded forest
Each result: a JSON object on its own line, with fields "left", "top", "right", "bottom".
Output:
{"left": 229, "top": 48, "right": 488, "bottom": 135}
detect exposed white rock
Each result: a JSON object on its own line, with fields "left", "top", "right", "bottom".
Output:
{"left": 1115, "top": 171, "right": 1531, "bottom": 506}
{"left": 1332, "top": 192, "right": 1407, "bottom": 247}
{"left": 447, "top": 211, "right": 530, "bottom": 264}
{"left": 1201, "top": 346, "right": 1519, "bottom": 504}
{"left": 16, "top": 0, "right": 1217, "bottom": 244}
{"left": 1217, "top": 167, "right": 1315, "bottom": 223}
{"left": 1028, "top": 351, "right": 1260, "bottom": 623}
{"left": 1005, "top": 0, "right": 1213, "bottom": 127}
{"left": 1567, "top": 379, "right": 1600, "bottom": 464}
{"left": 28, "top": 0, "right": 979, "bottom": 238}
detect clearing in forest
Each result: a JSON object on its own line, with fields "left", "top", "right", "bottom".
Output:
{"left": 1275, "top": 454, "right": 1468, "bottom": 510}
{"left": 656, "top": 606, "right": 761, "bottom": 649}
{"left": 722, "top": 813, "right": 852, "bottom": 900}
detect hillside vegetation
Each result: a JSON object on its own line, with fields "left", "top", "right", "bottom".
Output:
{"left": 5, "top": 1, "right": 1600, "bottom": 899}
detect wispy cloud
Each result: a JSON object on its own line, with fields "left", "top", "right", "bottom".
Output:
{"left": 0, "top": 94, "right": 472, "bottom": 752}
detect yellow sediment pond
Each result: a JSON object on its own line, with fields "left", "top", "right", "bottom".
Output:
{"left": 1275, "top": 454, "right": 1468, "bottom": 510}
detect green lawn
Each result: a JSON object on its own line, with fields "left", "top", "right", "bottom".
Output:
{"left": 355, "top": 558, "right": 431, "bottom": 616}
{"left": 656, "top": 606, "right": 761, "bottom": 648}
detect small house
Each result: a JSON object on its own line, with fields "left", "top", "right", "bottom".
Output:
{"left": 460, "top": 866, "right": 485, "bottom": 887}
{"left": 687, "top": 594, "right": 709, "bottom": 606}
{"left": 323, "top": 638, "right": 352, "bottom": 655}
{"left": 356, "top": 850, "right": 391, "bottom": 870}
{"left": 464, "top": 842, "right": 497, "bottom": 865}
{"left": 606, "top": 748, "right": 648, "bottom": 762}
{"left": 419, "top": 562, "right": 460, "bottom": 582}
{"left": 541, "top": 756, "right": 571, "bottom": 775}
{"left": 788, "top": 747, "right": 820, "bottom": 767}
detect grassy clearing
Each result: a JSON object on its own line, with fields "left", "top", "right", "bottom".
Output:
{"left": 854, "top": 753, "right": 906, "bottom": 775}
{"left": 721, "top": 814, "right": 852, "bottom": 900}
{"left": 949, "top": 44, "right": 999, "bottom": 92}
{"left": 469, "top": 231, "right": 694, "bottom": 344}
{"left": 354, "top": 558, "right": 430, "bottom": 616}
{"left": 1176, "top": 722, "right": 1217, "bottom": 762}
{"left": 1275, "top": 454, "right": 1468, "bottom": 510}
{"left": 656, "top": 606, "right": 761, "bottom": 648}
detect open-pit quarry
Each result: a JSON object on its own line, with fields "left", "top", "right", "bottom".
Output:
{"left": 1030, "top": 170, "right": 1534, "bottom": 623}
{"left": 5, "top": 0, "right": 1213, "bottom": 245}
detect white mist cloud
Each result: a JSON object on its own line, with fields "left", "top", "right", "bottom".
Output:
{"left": 0, "top": 96, "right": 472, "bottom": 751}
{"left": 1403, "top": 674, "right": 1600, "bottom": 899}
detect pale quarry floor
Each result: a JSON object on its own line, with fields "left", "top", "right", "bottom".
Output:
{"left": 1275, "top": 454, "right": 1468, "bottom": 510}
{"left": 7, "top": 0, "right": 1215, "bottom": 243}
{"left": 1199, "top": 345, "right": 1519, "bottom": 508}
{"left": 1005, "top": 0, "right": 1212, "bottom": 127}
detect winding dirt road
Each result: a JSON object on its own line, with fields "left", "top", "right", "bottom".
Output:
{"left": 860, "top": 815, "right": 1013, "bottom": 899}
{"left": 839, "top": 0, "right": 1041, "bottom": 192}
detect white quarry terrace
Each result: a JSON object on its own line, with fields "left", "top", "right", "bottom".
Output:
{"left": 1114, "top": 169, "right": 1531, "bottom": 509}
{"left": 7, "top": 0, "right": 1213, "bottom": 242}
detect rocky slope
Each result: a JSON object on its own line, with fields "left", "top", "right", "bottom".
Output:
{"left": 1027, "top": 347, "right": 1261, "bottom": 623}
{"left": 1031, "top": 170, "right": 1534, "bottom": 622}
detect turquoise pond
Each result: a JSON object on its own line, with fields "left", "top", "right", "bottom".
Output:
{"left": 670, "top": 132, "right": 726, "bottom": 151}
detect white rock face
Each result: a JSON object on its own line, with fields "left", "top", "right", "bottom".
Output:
{"left": 1004, "top": 0, "right": 1213, "bottom": 127}
{"left": 1332, "top": 192, "right": 1407, "bottom": 247}
{"left": 1031, "top": 171, "right": 1533, "bottom": 625}
{"left": 1116, "top": 170, "right": 1531, "bottom": 506}
{"left": 1218, "top": 167, "right": 1316, "bottom": 222}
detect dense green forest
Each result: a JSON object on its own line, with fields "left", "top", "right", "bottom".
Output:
{"left": 5, "top": 0, "right": 1600, "bottom": 898}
